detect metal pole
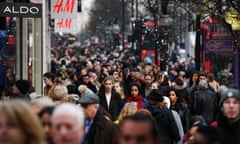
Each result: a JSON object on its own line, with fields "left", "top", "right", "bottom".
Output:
{"left": 122, "top": 0, "right": 125, "bottom": 49}
{"left": 234, "top": 47, "right": 239, "bottom": 88}
{"left": 19, "top": 18, "right": 23, "bottom": 79}
{"left": 154, "top": 0, "right": 159, "bottom": 67}
{"left": 135, "top": 0, "right": 138, "bottom": 19}
{"left": 154, "top": 12, "right": 158, "bottom": 66}
{"left": 195, "top": 13, "right": 201, "bottom": 71}
{"left": 131, "top": 0, "right": 134, "bottom": 18}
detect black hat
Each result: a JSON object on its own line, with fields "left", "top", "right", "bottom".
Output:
{"left": 77, "top": 85, "right": 99, "bottom": 104}
{"left": 219, "top": 88, "right": 240, "bottom": 107}
{"left": 15, "top": 80, "right": 31, "bottom": 95}
{"left": 147, "top": 89, "right": 164, "bottom": 102}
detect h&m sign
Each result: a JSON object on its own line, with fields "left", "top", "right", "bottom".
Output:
{"left": 51, "top": 0, "right": 78, "bottom": 32}
{"left": 0, "top": 2, "right": 42, "bottom": 17}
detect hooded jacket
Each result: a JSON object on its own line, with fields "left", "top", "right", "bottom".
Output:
{"left": 146, "top": 105, "right": 180, "bottom": 144}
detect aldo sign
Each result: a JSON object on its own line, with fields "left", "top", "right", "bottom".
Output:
{"left": 0, "top": 2, "right": 42, "bottom": 17}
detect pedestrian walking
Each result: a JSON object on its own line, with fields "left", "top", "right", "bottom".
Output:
{"left": 78, "top": 86, "right": 118, "bottom": 144}
{"left": 211, "top": 88, "right": 240, "bottom": 144}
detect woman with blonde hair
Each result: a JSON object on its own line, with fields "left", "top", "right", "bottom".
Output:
{"left": 116, "top": 102, "right": 138, "bottom": 124}
{"left": 113, "top": 80, "right": 125, "bottom": 100}
{"left": 0, "top": 100, "right": 45, "bottom": 144}
{"left": 52, "top": 85, "right": 68, "bottom": 105}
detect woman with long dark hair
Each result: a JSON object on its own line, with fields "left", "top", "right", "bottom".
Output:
{"left": 168, "top": 88, "right": 190, "bottom": 132}
{"left": 126, "top": 83, "right": 148, "bottom": 109}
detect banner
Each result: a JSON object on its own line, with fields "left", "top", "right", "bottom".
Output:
{"left": 204, "top": 40, "right": 233, "bottom": 51}
{"left": 51, "top": 0, "right": 78, "bottom": 32}
{"left": 54, "top": 18, "right": 78, "bottom": 32}
{"left": 51, "top": 0, "right": 77, "bottom": 19}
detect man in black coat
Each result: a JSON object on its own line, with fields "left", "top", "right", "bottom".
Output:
{"left": 192, "top": 80, "right": 217, "bottom": 124}
{"left": 78, "top": 87, "right": 117, "bottom": 144}
{"left": 147, "top": 90, "right": 180, "bottom": 144}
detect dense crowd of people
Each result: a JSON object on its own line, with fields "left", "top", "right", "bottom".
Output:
{"left": 0, "top": 45, "right": 239, "bottom": 144}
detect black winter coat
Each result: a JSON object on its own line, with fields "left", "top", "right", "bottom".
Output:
{"left": 214, "top": 113, "right": 240, "bottom": 144}
{"left": 84, "top": 106, "right": 118, "bottom": 144}
{"left": 146, "top": 105, "right": 180, "bottom": 144}
{"left": 192, "top": 88, "right": 217, "bottom": 123}
{"left": 171, "top": 102, "right": 190, "bottom": 133}
{"left": 98, "top": 89, "right": 122, "bottom": 121}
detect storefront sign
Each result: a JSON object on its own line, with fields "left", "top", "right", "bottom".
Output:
{"left": 51, "top": 0, "right": 78, "bottom": 32}
{"left": 54, "top": 18, "right": 78, "bottom": 32}
{"left": 0, "top": 2, "right": 42, "bottom": 17}
{"left": 51, "top": 0, "right": 77, "bottom": 19}
{"left": 204, "top": 40, "right": 233, "bottom": 51}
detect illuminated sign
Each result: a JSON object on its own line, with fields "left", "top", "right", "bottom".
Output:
{"left": 225, "top": 7, "right": 240, "bottom": 31}
{"left": 0, "top": 2, "right": 42, "bottom": 17}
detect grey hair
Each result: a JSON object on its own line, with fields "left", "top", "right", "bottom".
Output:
{"left": 54, "top": 85, "right": 68, "bottom": 98}
{"left": 198, "top": 80, "right": 208, "bottom": 89}
{"left": 31, "top": 96, "right": 55, "bottom": 108}
{"left": 52, "top": 103, "right": 85, "bottom": 126}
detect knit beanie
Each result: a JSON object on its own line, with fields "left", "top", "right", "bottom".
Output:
{"left": 219, "top": 88, "right": 240, "bottom": 107}
{"left": 77, "top": 85, "right": 99, "bottom": 104}
{"left": 15, "top": 80, "right": 31, "bottom": 95}
{"left": 147, "top": 89, "right": 164, "bottom": 102}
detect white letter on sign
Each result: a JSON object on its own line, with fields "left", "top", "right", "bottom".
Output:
{"left": 3, "top": 6, "right": 11, "bottom": 14}
{"left": 20, "top": 6, "right": 29, "bottom": 14}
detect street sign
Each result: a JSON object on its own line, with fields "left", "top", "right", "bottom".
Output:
{"left": 204, "top": 40, "right": 233, "bottom": 51}
{"left": 0, "top": 2, "right": 42, "bottom": 17}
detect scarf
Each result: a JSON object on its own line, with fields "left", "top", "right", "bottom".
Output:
{"left": 127, "top": 95, "right": 143, "bottom": 109}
